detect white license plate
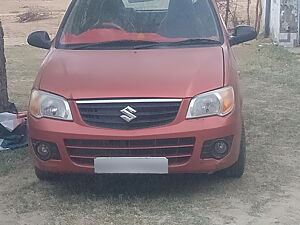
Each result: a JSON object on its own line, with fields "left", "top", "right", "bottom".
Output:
{"left": 94, "top": 157, "right": 168, "bottom": 174}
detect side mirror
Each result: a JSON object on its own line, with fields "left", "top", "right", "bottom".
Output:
{"left": 229, "top": 25, "right": 257, "bottom": 46}
{"left": 27, "top": 31, "right": 51, "bottom": 49}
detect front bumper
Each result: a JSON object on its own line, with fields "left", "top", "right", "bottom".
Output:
{"left": 28, "top": 99, "right": 242, "bottom": 174}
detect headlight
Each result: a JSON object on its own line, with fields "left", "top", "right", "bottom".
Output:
{"left": 186, "top": 86, "right": 234, "bottom": 119}
{"left": 29, "top": 90, "right": 73, "bottom": 121}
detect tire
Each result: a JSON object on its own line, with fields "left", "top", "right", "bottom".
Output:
{"left": 219, "top": 123, "right": 246, "bottom": 178}
{"left": 34, "top": 167, "right": 59, "bottom": 181}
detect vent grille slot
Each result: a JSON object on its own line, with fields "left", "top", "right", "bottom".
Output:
{"left": 65, "top": 137, "right": 195, "bottom": 167}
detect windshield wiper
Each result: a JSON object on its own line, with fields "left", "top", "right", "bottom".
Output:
{"left": 64, "top": 40, "right": 161, "bottom": 50}
{"left": 63, "top": 38, "right": 221, "bottom": 50}
{"left": 133, "top": 38, "right": 221, "bottom": 49}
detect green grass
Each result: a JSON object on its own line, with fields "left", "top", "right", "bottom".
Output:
{"left": 5, "top": 45, "right": 45, "bottom": 110}
{"left": 0, "top": 148, "right": 28, "bottom": 176}
{"left": 235, "top": 41, "right": 300, "bottom": 94}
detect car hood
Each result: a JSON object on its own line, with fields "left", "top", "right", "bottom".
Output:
{"left": 39, "top": 47, "right": 224, "bottom": 99}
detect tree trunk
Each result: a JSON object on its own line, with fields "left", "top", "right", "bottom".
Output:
{"left": 255, "top": 0, "right": 262, "bottom": 33}
{"left": 257, "top": 0, "right": 262, "bottom": 33}
{"left": 0, "top": 21, "right": 9, "bottom": 112}
{"left": 225, "top": 0, "right": 230, "bottom": 26}
{"left": 247, "top": 0, "right": 251, "bottom": 25}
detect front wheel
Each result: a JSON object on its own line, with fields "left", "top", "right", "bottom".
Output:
{"left": 219, "top": 123, "right": 246, "bottom": 178}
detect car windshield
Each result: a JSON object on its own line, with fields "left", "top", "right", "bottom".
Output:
{"left": 58, "top": 0, "right": 222, "bottom": 49}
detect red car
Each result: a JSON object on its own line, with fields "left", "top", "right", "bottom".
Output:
{"left": 27, "top": 0, "right": 257, "bottom": 180}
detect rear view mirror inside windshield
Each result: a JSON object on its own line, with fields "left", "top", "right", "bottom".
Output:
{"left": 128, "top": 0, "right": 154, "bottom": 2}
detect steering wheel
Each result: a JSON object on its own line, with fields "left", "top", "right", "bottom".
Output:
{"left": 100, "top": 22, "right": 126, "bottom": 32}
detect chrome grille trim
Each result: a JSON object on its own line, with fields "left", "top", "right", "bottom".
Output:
{"left": 76, "top": 99, "right": 182, "bottom": 104}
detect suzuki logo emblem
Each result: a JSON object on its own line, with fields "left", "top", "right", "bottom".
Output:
{"left": 120, "top": 106, "right": 137, "bottom": 122}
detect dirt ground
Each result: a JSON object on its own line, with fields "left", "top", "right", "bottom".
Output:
{"left": 0, "top": 1, "right": 300, "bottom": 225}
{"left": 0, "top": 0, "right": 70, "bottom": 45}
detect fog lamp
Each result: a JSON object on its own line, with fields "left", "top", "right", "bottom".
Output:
{"left": 212, "top": 140, "right": 229, "bottom": 159}
{"left": 36, "top": 143, "right": 52, "bottom": 161}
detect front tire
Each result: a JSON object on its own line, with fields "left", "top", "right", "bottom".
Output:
{"left": 219, "top": 123, "right": 246, "bottom": 178}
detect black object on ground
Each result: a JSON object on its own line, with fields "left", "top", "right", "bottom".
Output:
{"left": 0, "top": 103, "right": 28, "bottom": 151}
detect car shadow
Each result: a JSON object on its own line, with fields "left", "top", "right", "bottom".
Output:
{"left": 46, "top": 173, "right": 238, "bottom": 198}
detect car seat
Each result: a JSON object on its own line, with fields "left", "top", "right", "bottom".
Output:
{"left": 158, "top": 0, "right": 203, "bottom": 38}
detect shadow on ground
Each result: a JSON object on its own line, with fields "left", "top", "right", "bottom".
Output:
{"left": 45, "top": 173, "right": 237, "bottom": 198}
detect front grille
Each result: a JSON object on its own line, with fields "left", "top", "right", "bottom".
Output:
{"left": 77, "top": 100, "right": 181, "bottom": 130}
{"left": 65, "top": 137, "right": 195, "bottom": 167}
